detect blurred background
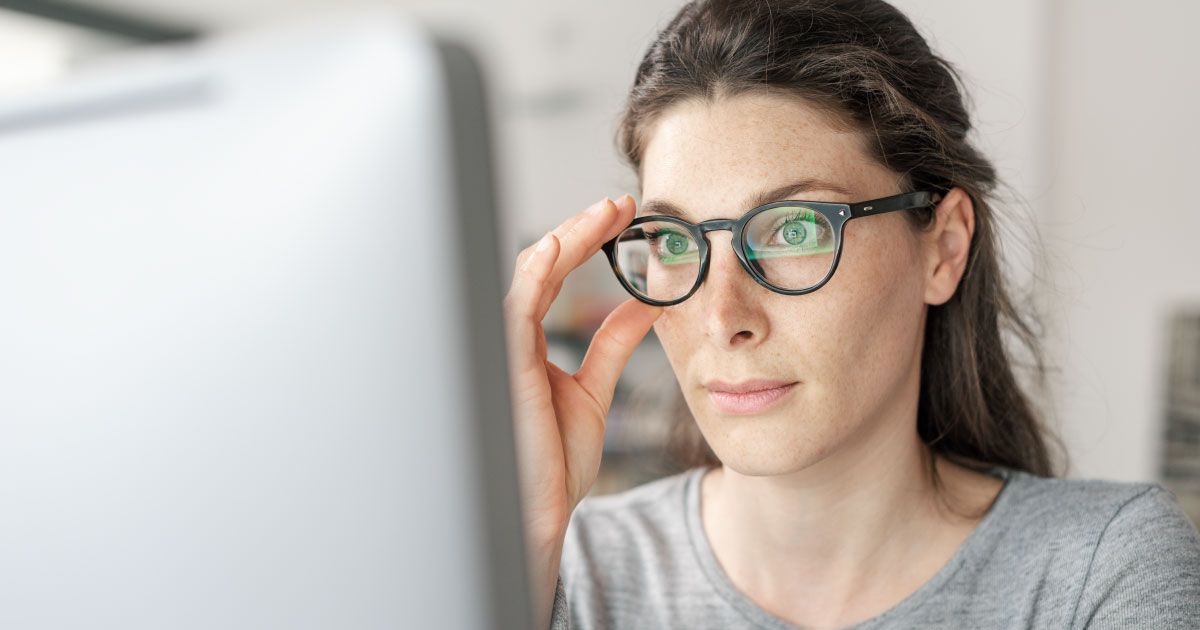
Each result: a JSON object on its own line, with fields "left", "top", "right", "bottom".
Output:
{"left": 3, "top": 0, "right": 1198, "bottom": 519}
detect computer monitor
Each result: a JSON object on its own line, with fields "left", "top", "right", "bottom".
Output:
{"left": 0, "top": 9, "right": 530, "bottom": 629}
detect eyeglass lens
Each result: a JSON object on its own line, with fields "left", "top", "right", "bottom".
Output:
{"left": 612, "top": 204, "right": 837, "bottom": 302}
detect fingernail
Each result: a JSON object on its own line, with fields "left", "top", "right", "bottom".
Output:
{"left": 534, "top": 233, "right": 552, "bottom": 252}
{"left": 618, "top": 193, "right": 634, "bottom": 210}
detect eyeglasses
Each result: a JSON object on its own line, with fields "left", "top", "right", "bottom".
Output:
{"left": 601, "top": 190, "right": 937, "bottom": 306}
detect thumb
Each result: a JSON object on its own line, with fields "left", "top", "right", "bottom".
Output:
{"left": 574, "top": 298, "right": 664, "bottom": 408}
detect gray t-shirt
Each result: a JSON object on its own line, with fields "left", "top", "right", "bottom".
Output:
{"left": 548, "top": 465, "right": 1200, "bottom": 629}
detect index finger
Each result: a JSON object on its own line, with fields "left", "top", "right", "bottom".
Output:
{"left": 546, "top": 195, "right": 634, "bottom": 288}
{"left": 523, "top": 194, "right": 637, "bottom": 326}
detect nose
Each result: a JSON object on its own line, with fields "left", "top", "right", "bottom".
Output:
{"left": 696, "top": 230, "right": 768, "bottom": 348}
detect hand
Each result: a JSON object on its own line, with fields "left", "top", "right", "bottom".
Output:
{"left": 503, "top": 194, "right": 664, "bottom": 546}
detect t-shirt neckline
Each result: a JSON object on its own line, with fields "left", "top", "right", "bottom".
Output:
{"left": 683, "top": 463, "right": 1019, "bottom": 630}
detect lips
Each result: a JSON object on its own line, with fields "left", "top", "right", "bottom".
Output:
{"left": 703, "top": 378, "right": 797, "bottom": 394}
{"left": 704, "top": 379, "right": 799, "bottom": 415}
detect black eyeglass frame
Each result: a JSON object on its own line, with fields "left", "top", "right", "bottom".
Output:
{"left": 601, "top": 190, "right": 938, "bottom": 306}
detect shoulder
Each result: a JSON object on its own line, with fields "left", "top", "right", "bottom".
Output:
{"left": 559, "top": 467, "right": 698, "bottom": 580}
{"left": 989, "top": 468, "right": 1192, "bottom": 540}
{"left": 993, "top": 469, "right": 1200, "bottom": 626}
{"left": 994, "top": 468, "right": 1200, "bottom": 554}
{"left": 555, "top": 468, "right": 716, "bottom": 627}
{"left": 1069, "top": 480, "right": 1200, "bottom": 626}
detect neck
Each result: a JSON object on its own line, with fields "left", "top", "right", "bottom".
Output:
{"left": 704, "top": 409, "right": 936, "bottom": 575}
{"left": 700, "top": 401, "right": 986, "bottom": 625}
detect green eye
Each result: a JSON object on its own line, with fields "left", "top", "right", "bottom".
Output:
{"left": 745, "top": 206, "right": 835, "bottom": 260}
{"left": 643, "top": 227, "right": 697, "bottom": 265}
{"left": 781, "top": 220, "right": 808, "bottom": 245}
{"left": 664, "top": 232, "right": 689, "bottom": 255}
{"left": 770, "top": 208, "right": 821, "bottom": 247}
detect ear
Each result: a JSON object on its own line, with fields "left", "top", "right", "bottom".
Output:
{"left": 922, "top": 187, "right": 975, "bottom": 306}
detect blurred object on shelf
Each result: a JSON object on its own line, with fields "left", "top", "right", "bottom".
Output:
{"left": 1160, "top": 306, "right": 1200, "bottom": 526}
{"left": 567, "top": 292, "right": 624, "bottom": 337}
{"left": 0, "top": 7, "right": 130, "bottom": 97}
{"left": 602, "top": 336, "right": 676, "bottom": 455}
{"left": 593, "top": 330, "right": 693, "bottom": 496}
{"left": 539, "top": 284, "right": 698, "bottom": 498}
{"left": 592, "top": 362, "right": 691, "bottom": 496}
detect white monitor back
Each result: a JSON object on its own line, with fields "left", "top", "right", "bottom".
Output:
{"left": 0, "top": 10, "right": 529, "bottom": 630}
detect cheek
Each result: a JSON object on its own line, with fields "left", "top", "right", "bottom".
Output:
{"left": 652, "top": 307, "right": 693, "bottom": 376}
{"left": 846, "top": 224, "right": 926, "bottom": 338}
{"left": 827, "top": 223, "right": 928, "bottom": 403}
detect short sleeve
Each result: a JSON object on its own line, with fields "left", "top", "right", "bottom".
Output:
{"left": 1073, "top": 485, "right": 1200, "bottom": 629}
{"left": 548, "top": 573, "right": 569, "bottom": 630}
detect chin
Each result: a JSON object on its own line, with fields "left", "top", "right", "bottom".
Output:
{"left": 695, "top": 412, "right": 838, "bottom": 477}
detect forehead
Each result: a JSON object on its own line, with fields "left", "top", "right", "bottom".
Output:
{"left": 639, "top": 93, "right": 884, "bottom": 220}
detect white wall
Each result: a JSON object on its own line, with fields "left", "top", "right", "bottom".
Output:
{"left": 896, "top": 1, "right": 1200, "bottom": 483}
{"left": 1045, "top": 1, "right": 1200, "bottom": 481}
{"left": 899, "top": 1, "right": 1200, "bottom": 483}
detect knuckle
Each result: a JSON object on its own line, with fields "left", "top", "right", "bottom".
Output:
{"left": 563, "top": 219, "right": 586, "bottom": 240}
{"left": 514, "top": 249, "right": 532, "bottom": 270}
{"left": 590, "top": 326, "right": 621, "bottom": 352}
{"left": 521, "top": 263, "right": 550, "bottom": 286}
{"left": 503, "top": 281, "right": 538, "bottom": 315}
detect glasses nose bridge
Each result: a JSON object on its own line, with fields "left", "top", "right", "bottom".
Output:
{"left": 697, "top": 218, "right": 737, "bottom": 233}
{"left": 695, "top": 217, "right": 754, "bottom": 284}
{"left": 696, "top": 218, "right": 739, "bottom": 250}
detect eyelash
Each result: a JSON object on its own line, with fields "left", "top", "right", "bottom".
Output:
{"left": 766, "top": 210, "right": 819, "bottom": 242}
{"left": 642, "top": 210, "right": 820, "bottom": 241}
{"left": 642, "top": 228, "right": 693, "bottom": 253}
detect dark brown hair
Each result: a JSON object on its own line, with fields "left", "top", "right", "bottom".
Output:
{"left": 615, "top": 0, "right": 1067, "bottom": 509}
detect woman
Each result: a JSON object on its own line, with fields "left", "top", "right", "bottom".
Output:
{"left": 503, "top": 1, "right": 1200, "bottom": 628}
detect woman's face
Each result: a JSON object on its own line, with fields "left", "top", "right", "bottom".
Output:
{"left": 641, "top": 92, "right": 936, "bottom": 477}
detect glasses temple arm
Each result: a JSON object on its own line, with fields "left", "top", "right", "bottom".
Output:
{"left": 847, "top": 191, "right": 935, "bottom": 219}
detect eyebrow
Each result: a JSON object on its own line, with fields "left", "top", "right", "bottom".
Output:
{"left": 639, "top": 177, "right": 854, "bottom": 221}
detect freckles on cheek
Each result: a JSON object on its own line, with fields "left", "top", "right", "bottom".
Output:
{"left": 653, "top": 310, "right": 690, "bottom": 366}
{"left": 817, "top": 258, "right": 921, "bottom": 413}
{"left": 653, "top": 308, "right": 678, "bottom": 340}
{"left": 655, "top": 304, "right": 696, "bottom": 339}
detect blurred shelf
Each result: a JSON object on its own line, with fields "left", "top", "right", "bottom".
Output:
{"left": 543, "top": 318, "right": 682, "bottom": 497}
